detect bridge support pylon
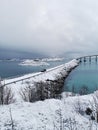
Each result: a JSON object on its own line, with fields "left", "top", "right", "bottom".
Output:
{"left": 89, "top": 56, "right": 91, "bottom": 62}
{"left": 79, "top": 58, "right": 82, "bottom": 62}
{"left": 95, "top": 56, "right": 97, "bottom": 62}
{"left": 84, "top": 57, "right": 86, "bottom": 62}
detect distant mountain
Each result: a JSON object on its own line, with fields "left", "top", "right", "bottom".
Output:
{"left": 0, "top": 48, "right": 46, "bottom": 59}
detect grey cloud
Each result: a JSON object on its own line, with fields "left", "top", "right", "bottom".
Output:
{"left": 0, "top": 0, "right": 98, "bottom": 56}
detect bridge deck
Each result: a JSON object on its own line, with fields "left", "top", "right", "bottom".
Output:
{"left": 76, "top": 55, "right": 98, "bottom": 60}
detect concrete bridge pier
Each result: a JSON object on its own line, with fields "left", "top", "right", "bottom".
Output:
{"left": 79, "top": 58, "right": 82, "bottom": 62}
{"left": 89, "top": 56, "right": 91, "bottom": 62}
{"left": 84, "top": 57, "right": 86, "bottom": 62}
{"left": 95, "top": 56, "right": 97, "bottom": 62}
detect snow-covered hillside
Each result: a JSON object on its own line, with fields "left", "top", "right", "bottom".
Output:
{"left": 0, "top": 92, "right": 98, "bottom": 129}
{"left": 1, "top": 59, "right": 98, "bottom": 129}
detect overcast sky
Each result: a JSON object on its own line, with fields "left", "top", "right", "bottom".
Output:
{"left": 0, "top": 0, "right": 98, "bottom": 56}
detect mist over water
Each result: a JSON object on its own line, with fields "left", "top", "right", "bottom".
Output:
{"left": 0, "top": 48, "right": 46, "bottom": 59}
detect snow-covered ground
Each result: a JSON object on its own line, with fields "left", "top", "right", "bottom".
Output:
{"left": 19, "top": 59, "right": 50, "bottom": 66}
{"left": 19, "top": 57, "right": 64, "bottom": 66}
{"left": 42, "top": 57, "right": 64, "bottom": 62}
{"left": 1, "top": 59, "right": 98, "bottom": 130}
{"left": 0, "top": 92, "right": 98, "bottom": 129}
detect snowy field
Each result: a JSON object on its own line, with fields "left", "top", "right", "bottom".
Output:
{"left": 0, "top": 59, "right": 98, "bottom": 130}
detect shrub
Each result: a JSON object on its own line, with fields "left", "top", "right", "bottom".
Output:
{"left": 20, "top": 85, "right": 36, "bottom": 102}
{"left": 85, "top": 107, "right": 92, "bottom": 115}
{"left": 0, "top": 86, "right": 15, "bottom": 105}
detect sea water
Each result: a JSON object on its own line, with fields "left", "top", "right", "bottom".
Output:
{"left": 64, "top": 58, "right": 98, "bottom": 94}
{"left": 0, "top": 58, "right": 68, "bottom": 79}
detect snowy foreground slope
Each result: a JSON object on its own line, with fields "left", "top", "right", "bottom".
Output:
{"left": 0, "top": 59, "right": 98, "bottom": 130}
{"left": 1, "top": 93, "right": 98, "bottom": 129}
